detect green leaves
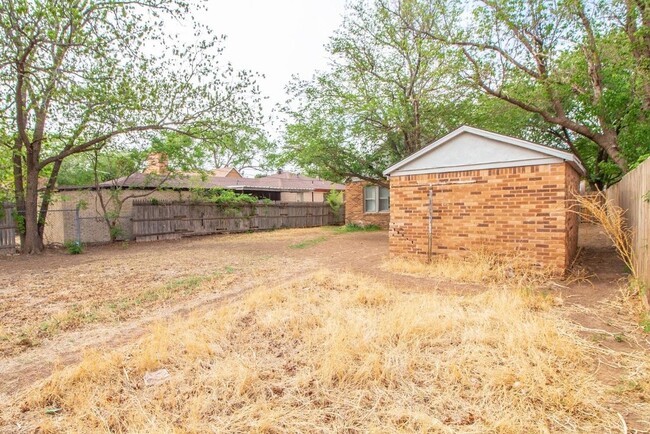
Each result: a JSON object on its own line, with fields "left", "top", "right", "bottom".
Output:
{"left": 401, "top": 0, "right": 650, "bottom": 185}
{"left": 280, "top": 0, "right": 562, "bottom": 184}
{"left": 0, "top": 0, "right": 269, "bottom": 251}
{"left": 281, "top": 0, "right": 465, "bottom": 183}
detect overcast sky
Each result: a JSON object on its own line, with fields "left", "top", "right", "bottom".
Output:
{"left": 197, "top": 0, "right": 347, "bottom": 114}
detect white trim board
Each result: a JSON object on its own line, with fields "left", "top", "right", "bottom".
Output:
{"left": 383, "top": 126, "right": 586, "bottom": 177}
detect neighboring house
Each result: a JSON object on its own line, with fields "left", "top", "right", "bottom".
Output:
{"left": 345, "top": 179, "right": 390, "bottom": 229}
{"left": 44, "top": 160, "right": 344, "bottom": 245}
{"left": 383, "top": 126, "right": 586, "bottom": 273}
{"left": 259, "top": 171, "right": 343, "bottom": 203}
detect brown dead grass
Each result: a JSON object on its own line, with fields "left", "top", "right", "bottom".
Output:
{"left": 383, "top": 250, "right": 556, "bottom": 288}
{"left": 573, "top": 193, "right": 648, "bottom": 312}
{"left": 16, "top": 271, "right": 632, "bottom": 433}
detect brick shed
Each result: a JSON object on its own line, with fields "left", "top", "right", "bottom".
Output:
{"left": 383, "top": 126, "right": 585, "bottom": 273}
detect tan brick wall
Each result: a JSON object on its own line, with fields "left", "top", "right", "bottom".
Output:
{"left": 280, "top": 191, "right": 325, "bottom": 202}
{"left": 44, "top": 189, "right": 187, "bottom": 244}
{"left": 345, "top": 181, "right": 390, "bottom": 229}
{"left": 388, "top": 162, "right": 580, "bottom": 273}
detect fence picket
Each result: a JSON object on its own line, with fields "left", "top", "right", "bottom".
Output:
{"left": 131, "top": 201, "right": 345, "bottom": 242}
{"left": 0, "top": 203, "right": 17, "bottom": 253}
{"left": 606, "top": 158, "right": 650, "bottom": 290}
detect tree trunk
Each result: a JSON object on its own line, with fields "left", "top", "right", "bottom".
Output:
{"left": 597, "top": 131, "right": 628, "bottom": 172}
{"left": 22, "top": 162, "right": 44, "bottom": 254}
{"left": 12, "top": 141, "right": 26, "bottom": 247}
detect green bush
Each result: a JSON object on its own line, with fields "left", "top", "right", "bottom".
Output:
{"left": 110, "top": 225, "right": 125, "bottom": 240}
{"left": 325, "top": 189, "right": 344, "bottom": 211}
{"left": 337, "top": 223, "right": 381, "bottom": 233}
{"left": 64, "top": 241, "right": 83, "bottom": 255}
{"left": 192, "top": 188, "right": 258, "bottom": 207}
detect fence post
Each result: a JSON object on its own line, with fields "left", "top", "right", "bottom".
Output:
{"left": 74, "top": 205, "right": 81, "bottom": 245}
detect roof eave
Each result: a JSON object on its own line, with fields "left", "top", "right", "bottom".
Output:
{"left": 383, "top": 125, "right": 587, "bottom": 176}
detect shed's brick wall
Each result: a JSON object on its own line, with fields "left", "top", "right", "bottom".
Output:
{"left": 564, "top": 165, "right": 581, "bottom": 267}
{"left": 345, "top": 181, "right": 390, "bottom": 229}
{"left": 389, "top": 162, "right": 580, "bottom": 272}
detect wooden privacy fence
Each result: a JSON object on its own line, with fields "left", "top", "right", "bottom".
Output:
{"left": 606, "top": 157, "right": 650, "bottom": 289}
{"left": 1, "top": 203, "right": 17, "bottom": 253}
{"left": 132, "top": 201, "right": 345, "bottom": 242}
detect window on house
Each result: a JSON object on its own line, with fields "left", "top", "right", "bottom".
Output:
{"left": 364, "top": 185, "right": 389, "bottom": 213}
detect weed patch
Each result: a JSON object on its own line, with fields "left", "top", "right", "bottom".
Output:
{"left": 6, "top": 273, "right": 221, "bottom": 351}
{"left": 289, "top": 236, "right": 327, "bottom": 249}
{"left": 336, "top": 223, "right": 382, "bottom": 233}
{"left": 63, "top": 241, "right": 83, "bottom": 255}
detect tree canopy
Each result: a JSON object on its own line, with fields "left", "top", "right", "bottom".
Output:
{"left": 281, "top": 0, "right": 650, "bottom": 186}
{"left": 397, "top": 0, "right": 650, "bottom": 183}
{"left": 0, "top": 0, "right": 266, "bottom": 252}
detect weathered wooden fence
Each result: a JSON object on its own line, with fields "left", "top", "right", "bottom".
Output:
{"left": 132, "top": 201, "right": 345, "bottom": 242}
{"left": 606, "top": 158, "right": 650, "bottom": 289}
{"left": 1, "top": 203, "right": 17, "bottom": 253}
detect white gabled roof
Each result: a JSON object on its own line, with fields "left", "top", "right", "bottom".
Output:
{"left": 383, "top": 126, "right": 586, "bottom": 177}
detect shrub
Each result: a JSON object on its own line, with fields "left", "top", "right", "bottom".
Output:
{"left": 337, "top": 223, "right": 381, "bottom": 233}
{"left": 193, "top": 188, "right": 258, "bottom": 207}
{"left": 325, "top": 189, "right": 344, "bottom": 211}
{"left": 64, "top": 241, "right": 83, "bottom": 255}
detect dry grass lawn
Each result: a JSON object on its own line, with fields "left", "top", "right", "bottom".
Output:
{"left": 17, "top": 271, "right": 646, "bottom": 433}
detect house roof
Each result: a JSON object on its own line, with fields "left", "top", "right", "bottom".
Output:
{"left": 383, "top": 126, "right": 586, "bottom": 177}
{"left": 263, "top": 172, "right": 315, "bottom": 180}
{"left": 57, "top": 172, "right": 345, "bottom": 193}
{"left": 211, "top": 167, "right": 241, "bottom": 177}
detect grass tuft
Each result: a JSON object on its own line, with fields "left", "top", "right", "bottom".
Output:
{"left": 289, "top": 236, "right": 328, "bottom": 249}
{"left": 573, "top": 192, "right": 648, "bottom": 312}
{"left": 336, "top": 223, "right": 382, "bottom": 233}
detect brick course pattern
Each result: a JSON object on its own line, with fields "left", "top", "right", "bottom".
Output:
{"left": 388, "top": 162, "right": 580, "bottom": 273}
{"left": 345, "top": 181, "right": 390, "bottom": 229}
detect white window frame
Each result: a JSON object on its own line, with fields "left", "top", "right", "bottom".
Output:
{"left": 364, "top": 185, "right": 389, "bottom": 213}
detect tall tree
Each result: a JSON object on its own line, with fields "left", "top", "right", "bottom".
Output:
{"left": 0, "top": 0, "right": 264, "bottom": 253}
{"left": 0, "top": 136, "right": 11, "bottom": 203}
{"left": 281, "top": 0, "right": 566, "bottom": 184}
{"left": 395, "top": 0, "right": 650, "bottom": 181}
{"left": 281, "top": 0, "right": 464, "bottom": 185}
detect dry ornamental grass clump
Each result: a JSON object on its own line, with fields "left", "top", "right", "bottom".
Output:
{"left": 383, "top": 250, "right": 556, "bottom": 288}
{"left": 19, "top": 272, "right": 625, "bottom": 433}
{"left": 572, "top": 192, "right": 648, "bottom": 312}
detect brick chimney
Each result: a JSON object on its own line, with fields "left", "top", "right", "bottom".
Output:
{"left": 143, "top": 153, "right": 169, "bottom": 175}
